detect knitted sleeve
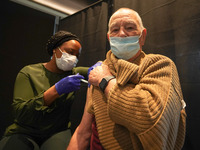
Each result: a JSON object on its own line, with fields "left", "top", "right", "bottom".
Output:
{"left": 107, "top": 55, "right": 173, "bottom": 135}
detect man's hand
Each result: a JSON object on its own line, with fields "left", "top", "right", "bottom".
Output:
{"left": 87, "top": 61, "right": 102, "bottom": 87}
{"left": 88, "top": 64, "right": 112, "bottom": 86}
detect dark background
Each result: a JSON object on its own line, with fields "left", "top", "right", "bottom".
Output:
{"left": 0, "top": 0, "right": 55, "bottom": 138}
{"left": 1, "top": 0, "right": 200, "bottom": 149}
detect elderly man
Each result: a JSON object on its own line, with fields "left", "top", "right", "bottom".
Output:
{"left": 67, "top": 8, "right": 186, "bottom": 150}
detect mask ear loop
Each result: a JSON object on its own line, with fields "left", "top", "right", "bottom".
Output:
{"left": 55, "top": 47, "right": 63, "bottom": 59}
{"left": 58, "top": 47, "right": 63, "bottom": 53}
{"left": 139, "top": 30, "right": 143, "bottom": 38}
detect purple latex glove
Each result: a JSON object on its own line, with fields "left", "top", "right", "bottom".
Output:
{"left": 55, "top": 73, "right": 84, "bottom": 95}
{"left": 87, "top": 61, "right": 102, "bottom": 87}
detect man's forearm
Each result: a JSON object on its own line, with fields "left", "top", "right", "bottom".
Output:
{"left": 67, "top": 126, "right": 91, "bottom": 150}
{"left": 67, "top": 88, "right": 93, "bottom": 150}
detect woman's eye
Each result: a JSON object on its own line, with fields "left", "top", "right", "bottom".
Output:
{"left": 69, "top": 51, "right": 74, "bottom": 55}
{"left": 65, "top": 49, "right": 72, "bottom": 53}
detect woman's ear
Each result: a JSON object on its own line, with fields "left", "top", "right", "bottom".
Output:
{"left": 52, "top": 49, "right": 56, "bottom": 57}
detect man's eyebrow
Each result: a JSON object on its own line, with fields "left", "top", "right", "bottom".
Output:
{"left": 109, "top": 22, "right": 118, "bottom": 28}
{"left": 125, "top": 20, "right": 136, "bottom": 25}
{"left": 110, "top": 20, "right": 136, "bottom": 28}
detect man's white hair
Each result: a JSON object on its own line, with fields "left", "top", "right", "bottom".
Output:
{"left": 108, "top": 8, "right": 144, "bottom": 32}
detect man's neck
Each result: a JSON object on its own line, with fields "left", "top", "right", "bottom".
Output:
{"left": 128, "top": 49, "right": 142, "bottom": 62}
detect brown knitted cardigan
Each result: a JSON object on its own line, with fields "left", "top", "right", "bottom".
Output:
{"left": 87, "top": 50, "right": 186, "bottom": 150}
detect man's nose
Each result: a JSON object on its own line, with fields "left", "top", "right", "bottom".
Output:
{"left": 118, "top": 28, "right": 127, "bottom": 37}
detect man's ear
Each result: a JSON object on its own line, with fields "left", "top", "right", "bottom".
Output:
{"left": 107, "top": 33, "right": 110, "bottom": 41}
{"left": 140, "top": 28, "right": 147, "bottom": 46}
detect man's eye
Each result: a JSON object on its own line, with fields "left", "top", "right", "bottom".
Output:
{"left": 111, "top": 28, "right": 119, "bottom": 33}
{"left": 126, "top": 26, "right": 134, "bottom": 31}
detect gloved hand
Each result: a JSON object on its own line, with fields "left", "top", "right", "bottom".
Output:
{"left": 87, "top": 61, "right": 102, "bottom": 87}
{"left": 55, "top": 73, "right": 84, "bottom": 95}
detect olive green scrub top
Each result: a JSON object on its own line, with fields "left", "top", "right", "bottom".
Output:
{"left": 4, "top": 63, "right": 88, "bottom": 142}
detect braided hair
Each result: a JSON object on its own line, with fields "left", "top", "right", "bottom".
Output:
{"left": 46, "top": 30, "right": 81, "bottom": 56}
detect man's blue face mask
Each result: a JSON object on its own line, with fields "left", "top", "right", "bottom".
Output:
{"left": 109, "top": 34, "right": 142, "bottom": 60}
